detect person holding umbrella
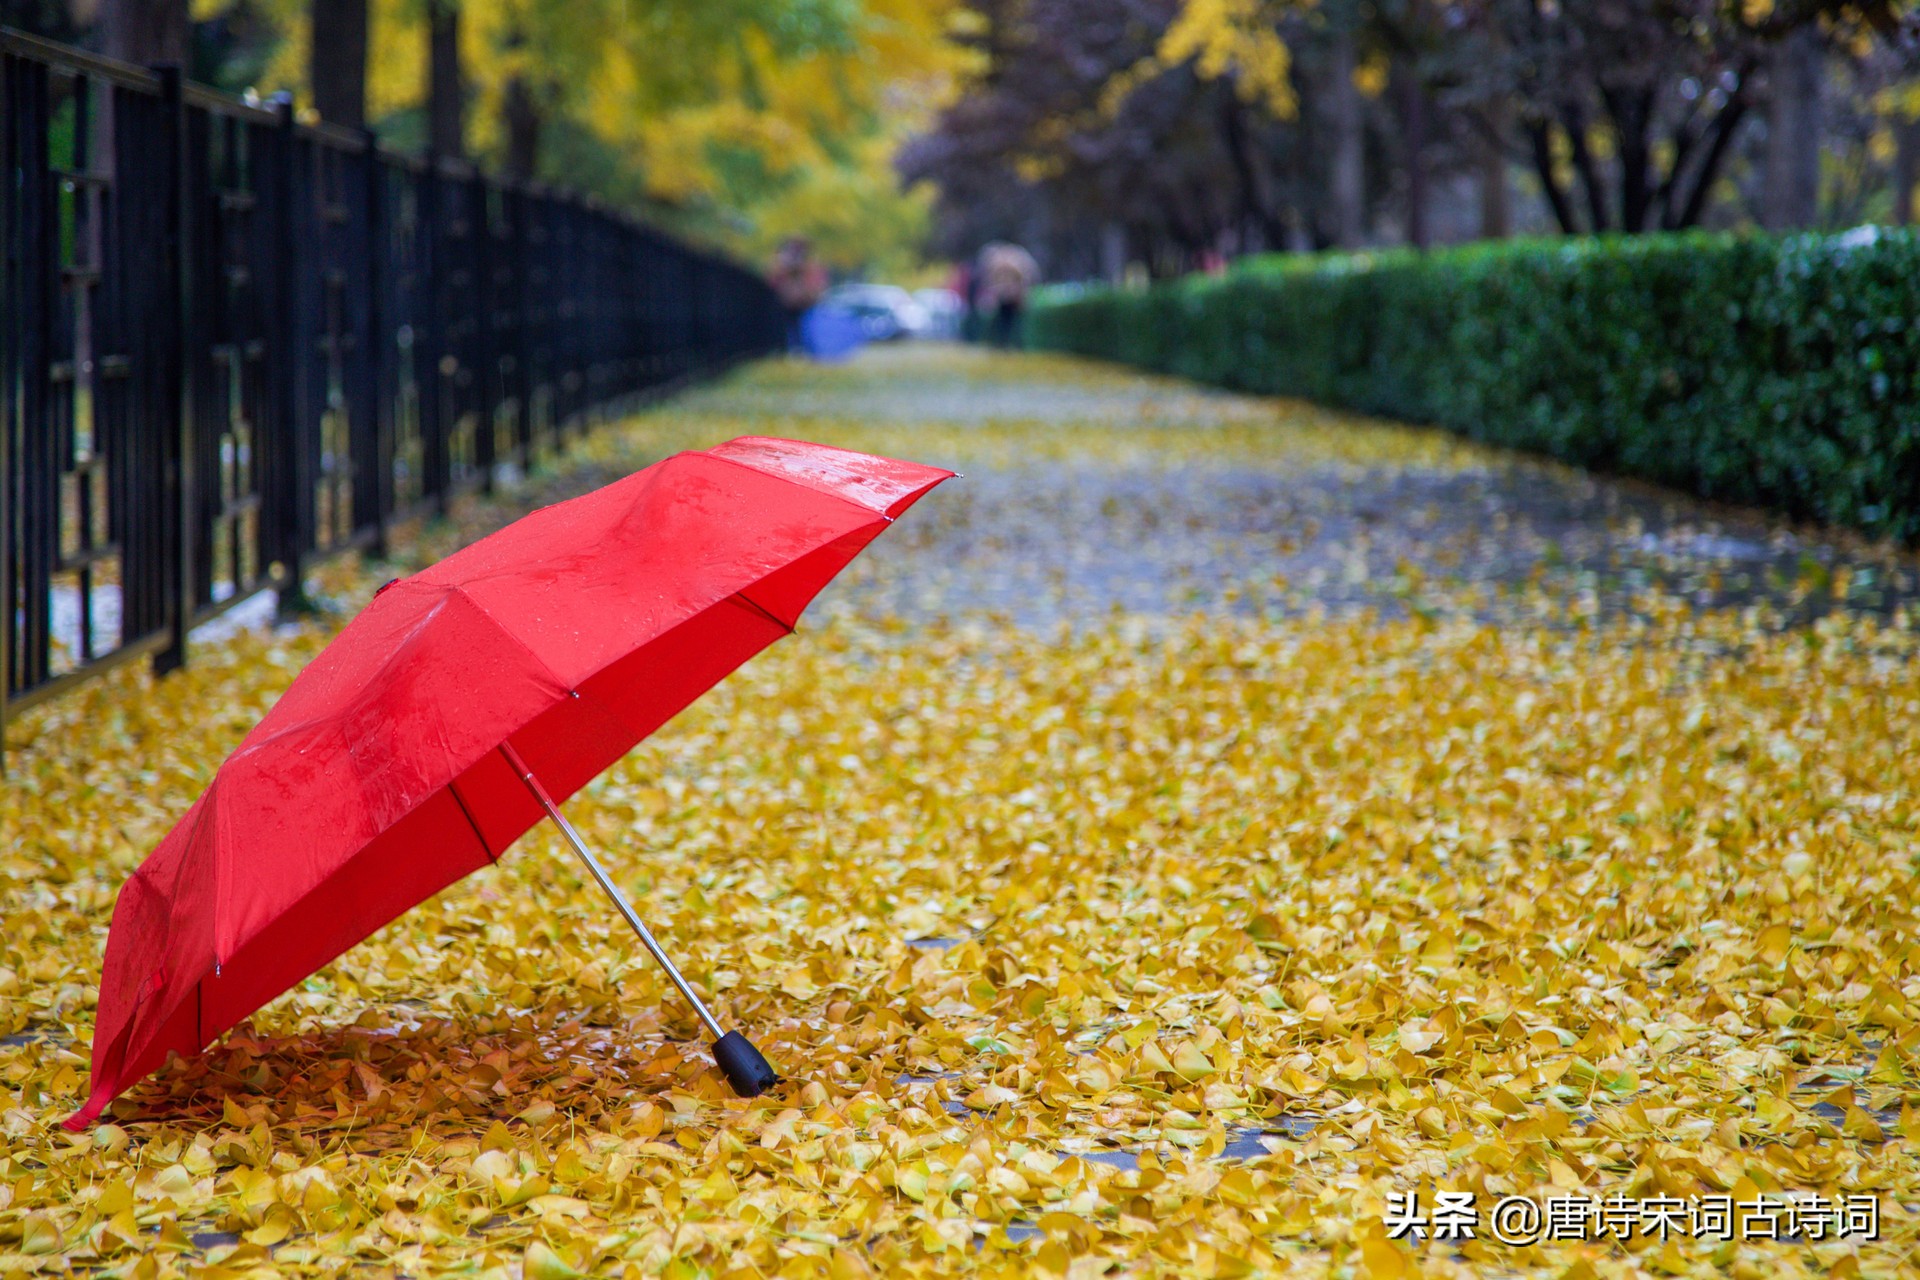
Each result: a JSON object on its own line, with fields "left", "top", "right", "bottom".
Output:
{"left": 977, "top": 241, "right": 1039, "bottom": 349}
{"left": 768, "top": 237, "right": 829, "bottom": 353}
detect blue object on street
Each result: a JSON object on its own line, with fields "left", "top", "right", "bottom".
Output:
{"left": 801, "top": 305, "right": 867, "bottom": 361}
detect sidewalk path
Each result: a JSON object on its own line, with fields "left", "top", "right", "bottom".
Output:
{"left": 680, "top": 345, "right": 1920, "bottom": 629}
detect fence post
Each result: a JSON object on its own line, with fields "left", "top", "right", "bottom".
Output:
{"left": 510, "top": 186, "right": 531, "bottom": 470}
{"left": 154, "top": 66, "right": 192, "bottom": 676}
{"left": 363, "top": 129, "right": 390, "bottom": 559}
{"left": 268, "top": 95, "right": 314, "bottom": 617}
{"left": 8, "top": 53, "right": 53, "bottom": 706}
{"left": 0, "top": 48, "right": 12, "bottom": 764}
{"left": 473, "top": 171, "right": 495, "bottom": 495}
{"left": 419, "top": 156, "right": 448, "bottom": 512}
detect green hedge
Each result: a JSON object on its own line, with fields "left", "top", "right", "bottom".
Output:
{"left": 1028, "top": 231, "right": 1920, "bottom": 541}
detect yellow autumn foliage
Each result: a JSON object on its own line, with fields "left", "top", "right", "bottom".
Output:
{"left": 214, "top": 0, "right": 967, "bottom": 270}
{"left": 1, "top": 346, "right": 1917, "bottom": 1277}
{"left": 1158, "top": 0, "right": 1299, "bottom": 118}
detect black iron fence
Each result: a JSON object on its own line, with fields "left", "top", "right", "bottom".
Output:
{"left": 1, "top": 29, "right": 785, "bottom": 742}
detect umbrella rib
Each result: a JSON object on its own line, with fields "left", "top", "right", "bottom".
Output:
{"left": 446, "top": 778, "right": 495, "bottom": 864}
{"left": 698, "top": 452, "right": 897, "bottom": 524}
{"left": 445, "top": 586, "right": 574, "bottom": 685}
{"left": 729, "top": 591, "right": 795, "bottom": 635}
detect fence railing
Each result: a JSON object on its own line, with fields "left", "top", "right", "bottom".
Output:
{"left": 1, "top": 28, "right": 785, "bottom": 745}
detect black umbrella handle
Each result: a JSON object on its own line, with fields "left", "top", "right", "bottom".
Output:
{"left": 714, "top": 1031, "right": 780, "bottom": 1096}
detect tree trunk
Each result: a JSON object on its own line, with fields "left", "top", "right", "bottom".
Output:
{"left": 427, "top": 0, "right": 464, "bottom": 158}
{"left": 1762, "top": 26, "right": 1823, "bottom": 230}
{"left": 1896, "top": 116, "right": 1920, "bottom": 225}
{"left": 1526, "top": 120, "right": 1580, "bottom": 234}
{"left": 1479, "top": 100, "right": 1511, "bottom": 239}
{"left": 1608, "top": 88, "right": 1656, "bottom": 231}
{"left": 1217, "top": 91, "right": 1280, "bottom": 252}
{"left": 309, "top": 0, "right": 368, "bottom": 127}
{"left": 1559, "top": 102, "right": 1610, "bottom": 231}
{"left": 503, "top": 74, "right": 541, "bottom": 180}
{"left": 1394, "top": 58, "right": 1429, "bottom": 248}
{"left": 96, "top": 0, "right": 187, "bottom": 65}
{"left": 1324, "top": 23, "right": 1365, "bottom": 248}
{"left": 1673, "top": 93, "right": 1752, "bottom": 229}
{"left": 1100, "top": 222, "right": 1127, "bottom": 283}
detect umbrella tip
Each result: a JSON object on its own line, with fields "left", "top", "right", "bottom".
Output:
{"left": 713, "top": 1030, "right": 779, "bottom": 1098}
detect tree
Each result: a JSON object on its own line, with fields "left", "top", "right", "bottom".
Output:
{"left": 1458, "top": 0, "right": 1766, "bottom": 232}
{"left": 310, "top": 0, "right": 369, "bottom": 126}
{"left": 1313, "top": 5, "right": 1367, "bottom": 247}
{"left": 1145, "top": 0, "right": 1394, "bottom": 248}
{"left": 217, "top": 0, "right": 955, "bottom": 268}
{"left": 1440, "top": 0, "right": 1916, "bottom": 234}
{"left": 1763, "top": 25, "right": 1826, "bottom": 227}
{"left": 904, "top": 0, "right": 1325, "bottom": 272}
{"left": 1476, "top": 92, "right": 1512, "bottom": 237}
{"left": 1369, "top": 0, "right": 1454, "bottom": 247}
{"left": 1898, "top": 87, "right": 1920, "bottom": 220}
{"left": 427, "top": 0, "right": 462, "bottom": 156}
{"left": 501, "top": 70, "right": 539, "bottom": 179}
{"left": 96, "top": 0, "right": 188, "bottom": 64}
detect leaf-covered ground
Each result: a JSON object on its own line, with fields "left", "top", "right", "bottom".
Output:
{"left": 4, "top": 345, "right": 1919, "bottom": 1278}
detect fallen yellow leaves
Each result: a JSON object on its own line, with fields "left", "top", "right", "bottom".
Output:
{"left": 3, "top": 346, "right": 1919, "bottom": 1277}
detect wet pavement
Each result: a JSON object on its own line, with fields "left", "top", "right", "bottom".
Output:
{"left": 670, "top": 345, "right": 1920, "bottom": 632}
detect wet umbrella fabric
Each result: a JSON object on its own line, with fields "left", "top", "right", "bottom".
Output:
{"left": 67, "top": 437, "right": 952, "bottom": 1128}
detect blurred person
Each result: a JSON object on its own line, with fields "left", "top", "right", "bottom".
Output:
{"left": 949, "top": 258, "right": 980, "bottom": 342}
{"left": 768, "top": 237, "right": 828, "bottom": 353}
{"left": 978, "top": 241, "right": 1039, "bottom": 349}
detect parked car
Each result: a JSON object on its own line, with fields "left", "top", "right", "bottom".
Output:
{"left": 912, "top": 287, "right": 966, "bottom": 338}
{"left": 819, "top": 283, "right": 931, "bottom": 341}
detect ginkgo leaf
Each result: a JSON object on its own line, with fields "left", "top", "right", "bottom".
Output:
{"left": 524, "top": 1240, "right": 586, "bottom": 1280}
{"left": 21, "top": 1213, "right": 62, "bottom": 1256}
{"left": 965, "top": 1084, "right": 1019, "bottom": 1110}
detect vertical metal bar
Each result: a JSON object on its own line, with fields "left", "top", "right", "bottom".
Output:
{"left": 269, "top": 96, "right": 310, "bottom": 615}
{"left": 19, "top": 56, "right": 53, "bottom": 694}
{"left": 363, "top": 130, "right": 390, "bottom": 558}
{"left": 0, "top": 50, "right": 14, "bottom": 764}
{"left": 472, "top": 172, "right": 494, "bottom": 495}
{"left": 71, "top": 73, "right": 94, "bottom": 667}
{"left": 418, "top": 156, "right": 447, "bottom": 511}
{"left": 509, "top": 186, "right": 531, "bottom": 468}
{"left": 154, "top": 65, "right": 190, "bottom": 674}
{"left": 185, "top": 106, "right": 209, "bottom": 619}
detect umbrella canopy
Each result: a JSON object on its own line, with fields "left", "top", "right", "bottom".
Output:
{"left": 68, "top": 437, "right": 951, "bottom": 1128}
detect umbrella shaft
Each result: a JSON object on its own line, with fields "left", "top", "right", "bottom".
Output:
{"left": 500, "top": 744, "right": 727, "bottom": 1042}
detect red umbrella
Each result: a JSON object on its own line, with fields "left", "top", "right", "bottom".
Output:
{"left": 67, "top": 437, "right": 952, "bottom": 1128}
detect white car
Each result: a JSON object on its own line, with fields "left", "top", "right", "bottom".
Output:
{"left": 820, "top": 284, "right": 931, "bottom": 341}
{"left": 912, "top": 288, "right": 965, "bottom": 338}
